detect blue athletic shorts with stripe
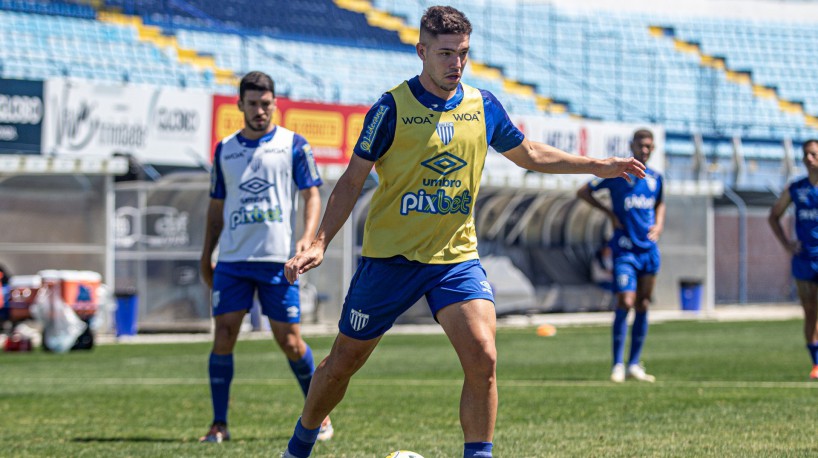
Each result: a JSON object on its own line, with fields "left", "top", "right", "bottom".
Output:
{"left": 792, "top": 256, "right": 818, "bottom": 282}
{"left": 211, "top": 261, "right": 301, "bottom": 323}
{"left": 338, "top": 257, "right": 495, "bottom": 340}
{"left": 612, "top": 246, "right": 660, "bottom": 293}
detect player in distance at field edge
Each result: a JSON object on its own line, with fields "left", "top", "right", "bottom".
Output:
{"left": 769, "top": 139, "right": 818, "bottom": 380}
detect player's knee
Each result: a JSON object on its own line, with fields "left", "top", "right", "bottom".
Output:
{"left": 636, "top": 297, "right": 651, "bottom": 312}
{"left": 462, "top": 340, "right": 497, "bottom": 380}
{"left": 324, "top": 347, "right": 369, "bottom": 380}
{"left": 213, "top": 323, "right": 240, "bottom": 349}
{"left": 275, "top": 332, "right": 301, "bottom": 356}
{"left": 616, "top": 297, "right": 635, "bottom": 309}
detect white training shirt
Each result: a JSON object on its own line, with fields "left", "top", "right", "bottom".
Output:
{"left": 210, "top": 126, "right": 322, "bottom": 262}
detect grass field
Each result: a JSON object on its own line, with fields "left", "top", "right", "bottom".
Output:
{"left": 1, "top": 319, "right": 817, "bottom": 457}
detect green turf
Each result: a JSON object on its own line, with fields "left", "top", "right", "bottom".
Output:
{"left": 1, "top": 319, "right": 817, "bottom": 457}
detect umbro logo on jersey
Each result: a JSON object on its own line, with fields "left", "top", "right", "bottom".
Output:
{"left": 421, "top": 152, "right": 467, "bottom": 176}
{"left": 239, "top": 177, "right": 274, "bottom": 194}
{"left": 350, "top": 309, "right": 369, "bottom": 332}
{"left": 286, "top": 306, "right": 299, "bottom": 318}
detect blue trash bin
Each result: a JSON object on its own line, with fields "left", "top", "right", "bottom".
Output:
{"left": 679, "top": 279, "right": 703, "bottom": 312}
{"left": 115, "top": 292, "right": 138, "bottom": 337}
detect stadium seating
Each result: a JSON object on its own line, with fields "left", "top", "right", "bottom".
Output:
{"left": 373, "top": 1, "right": 813, "bottom": 138}
{"left": 104, "top": 0, "right": 408, "bottom": 50}
{"left": 0, "top": 9, "right": 209, "bottom": 88}
{"left": 175, "top": 29, "right": 539, "bottom": 111}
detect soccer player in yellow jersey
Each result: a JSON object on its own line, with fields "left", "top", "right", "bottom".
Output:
{"left": 280, "top": 6, "right": 645, "bottom": 458}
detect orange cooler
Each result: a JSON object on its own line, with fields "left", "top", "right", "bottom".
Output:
{"left": 41, "top": 270, "right": 101, "bottom": 319}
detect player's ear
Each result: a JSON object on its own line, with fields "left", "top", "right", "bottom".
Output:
{"left": 237, "top": 98, "right": 244, "bottom": 112}
{"left": 416, "top": 43, "right": 425, "bottom": 60}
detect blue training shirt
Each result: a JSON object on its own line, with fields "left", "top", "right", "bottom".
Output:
{"left": 353, "top": 75, "right": 524, "bottom": 161}
{"left": 789, "top": 177, "right": 818, "bottom": 259}
{"left": 589, "top": 168, "right": 663, "bottom": 252}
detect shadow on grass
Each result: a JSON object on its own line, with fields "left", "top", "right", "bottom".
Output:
{"left": 72, "top": 437, "right": 182, "bottom": 443}
{"left": 72, "top": 435, "right": 292, "bottom": 443}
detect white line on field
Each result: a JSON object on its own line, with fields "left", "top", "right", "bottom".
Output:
{"left": 3, "top": 378, "right": 818, "bottom": 389}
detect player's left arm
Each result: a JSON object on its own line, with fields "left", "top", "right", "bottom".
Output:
{"left": 297, "top": 186, "right": 321, "bottom": 253}
{"left": 479, "top": 89, "right": 644, "bottom": 179}
{"left": 649, "top": 201, "right": 666, "bottom": 242}
{"left": 503, "top": 139, "right": 645, "bottom": 179}
{"left": 648, "top": 176, "right": 666, "bottom": 241}
{"left": 291, "top": 135, "right": 324, "bottom": 253}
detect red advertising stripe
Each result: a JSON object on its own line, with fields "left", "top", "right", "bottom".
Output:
{"left": 211, "top": 95, "right": 369, "bottom": 165}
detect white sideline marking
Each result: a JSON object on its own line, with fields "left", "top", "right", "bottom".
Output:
{"left": 5, "top": 378, "right": 818, "bottom": 389}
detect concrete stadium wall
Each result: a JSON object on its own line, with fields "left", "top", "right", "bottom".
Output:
{"left": 0, "top": 174, "right": 108, "bottom": 278}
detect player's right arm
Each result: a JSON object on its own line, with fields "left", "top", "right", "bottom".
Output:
{"left": 768, "top": 188, "right": 799, "bottom": 256}
{"left": 577, "top": 182, "right": 622, "bottom": 229}
{"left": 201, "top": 142, "right": 226, "bottom": 289}
{"left": 284, "top": 155, "right": 374, "bottom": 283}
{"left": 285, "top": 93, "right": 395, "bottom": 284}
{"left": 200, "top": 198, "right": 224, "bottom": 289}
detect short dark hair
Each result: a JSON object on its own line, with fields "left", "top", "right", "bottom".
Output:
{"left": 419, "top": 6, "right": 472, "bottom": 41}
{"left": 239, "top": 71, "right": 275, "bottom": 101}
{"left": 632, "top": 129, "right": 654, "bottom": 144}
{"left": 803, "top": 139, "right": 818, "bottom": 154}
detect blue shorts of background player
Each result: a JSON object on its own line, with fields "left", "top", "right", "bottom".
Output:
{"left": 611, "top": 246, "right": 661, "bottom": 293}
{"left": 338, "top": 257, "right": 495, "bottom": 340}
{"left": 212, "top": 261, "right": 301, "bottom": 322}
{"left": 792, "top": 256, "right": 818, "bottom": 283}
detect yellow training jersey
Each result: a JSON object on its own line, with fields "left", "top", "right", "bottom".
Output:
{"left": 361, "top": 81, "right": 488, "bottom": 263}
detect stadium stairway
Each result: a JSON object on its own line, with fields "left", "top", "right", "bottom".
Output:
{"left": 649, "top": 25, "right": 818, "bottom": 133}
{"left": 95, "top": 10, "right": 238, "bottom": 88}
{"left": 0, "top": 1, "right": 236, "bottom": 88}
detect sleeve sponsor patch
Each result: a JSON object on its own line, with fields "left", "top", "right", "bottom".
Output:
{"left": 359, "top": 104, "right": 389, "bottom": 152}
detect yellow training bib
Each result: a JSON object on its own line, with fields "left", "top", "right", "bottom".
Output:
{"left": 361, "top": 81, "right": 488, "bottom": 263}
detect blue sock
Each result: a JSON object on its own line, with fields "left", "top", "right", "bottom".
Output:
{"left": 288, "top": 345, "right": 315, "bottom": 397}
{"left": 209, "top": 353, "right": 234, "bottom": 424}
{"left": 464, "top": 442, "right": 493, "bottom": 458}
{"left": 807, "top": 342, "right": 818, "bottom": 365}
{"left": 287, "top": 417, "right": 320, "bottom": 458}
{"left": 612, "top": 308, "right": 628, "bottom": 365}
{"left": 628, "top": 311, "right": 649, "bottom": 366}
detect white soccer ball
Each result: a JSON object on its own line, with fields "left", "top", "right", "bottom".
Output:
{"left": 385, "top": 452, "right": 425, "bottom": 458}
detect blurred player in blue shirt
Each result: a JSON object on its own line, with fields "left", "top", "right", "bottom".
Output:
{"left": 769, "top": 139, "right": 818, "bottom": 379}
{"left": 577, "top": 129, "right": 665, "bottom": 383}
{"left": 198, "top": 71, "right": 331, "bottom": 443}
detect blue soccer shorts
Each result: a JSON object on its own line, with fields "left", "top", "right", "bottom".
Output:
{"left": 792, "top": 256, "right": 818, "bottom": 282}
{"left": 211, "top": 261, "right": 301, "bottom": 323}
{"left": 338, "top": 257, "right": 495, "bottom": 340}
{"left": 612, "top": 247, "right": 661, "bottom": 293}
